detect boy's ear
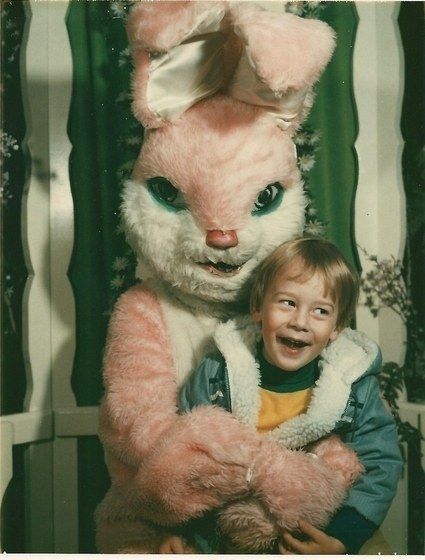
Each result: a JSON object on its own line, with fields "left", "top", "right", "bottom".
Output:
{"left": 252, "top": 309, "right": 262, "bottom": 324}
{"left": 328, "top": 327, "right": 340, "bottom": 343}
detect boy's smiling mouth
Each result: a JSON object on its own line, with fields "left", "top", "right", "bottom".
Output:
{"left": 277, "top": 336, "right": 311, "bottom": 349}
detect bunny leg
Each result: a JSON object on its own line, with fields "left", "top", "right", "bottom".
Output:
{"left": 218, "top": 497, "right": 279, "bottom": 553}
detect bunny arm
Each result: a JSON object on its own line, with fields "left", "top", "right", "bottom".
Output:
{"left": 99, "top": 285, "right": 349, "bottom": 529}
{"left": 99, "top": 284, "right": 261, "bottom": 525}
{"left": 217, "top": 436, "right": 364, "bottom": 553}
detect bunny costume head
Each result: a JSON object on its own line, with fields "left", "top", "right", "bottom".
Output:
{"left": 123, "top": 1, "right": 335, "bottom": 305}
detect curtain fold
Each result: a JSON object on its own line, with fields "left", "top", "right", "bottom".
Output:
{"left": 66, "top": 2, "right": 138, "bottom": 551}
{"left": 1, "top": 0, "right": 29, "bottom": 551}
{"left": 306, "top": 3, "right": 359, "bottom": 271}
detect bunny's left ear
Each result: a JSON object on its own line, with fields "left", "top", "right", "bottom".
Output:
{"left": 127, "top": 1, "right": 227, "bottom": 129}
{"left": 227, "top": 4, "right": 336, "bottom": 132}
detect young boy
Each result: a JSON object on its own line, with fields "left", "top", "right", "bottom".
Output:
{"left": 161, "top": 237, "right": 402, "bottom": 554}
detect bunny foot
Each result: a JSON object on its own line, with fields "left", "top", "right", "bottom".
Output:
{"left": 218, "top": 497, "right": 279, "bottom": 553}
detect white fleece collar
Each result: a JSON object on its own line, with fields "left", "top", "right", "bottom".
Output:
{"left": 214, "top": 320, "right": 380, "bottom": 449}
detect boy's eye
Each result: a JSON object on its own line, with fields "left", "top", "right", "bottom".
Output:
{"left": 281, "top": 299, "right": 295, "bottom": 307}
{"left": 147, "top": 177, "right": 188, "bottom": 211}
{"left": 314, "top": 307, "right": 329, "bottom": 316}
{"left": 252, "top": 182, "right": 284, "bottom": 215}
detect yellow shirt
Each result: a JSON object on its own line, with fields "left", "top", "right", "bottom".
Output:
{"left": 257, "top": 387, "right": 313, "bottom": 433}
{"left": 255, "top": 348, "right": 318, "bottom": 433}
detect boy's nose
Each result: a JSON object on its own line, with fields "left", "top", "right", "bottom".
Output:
{"left": 289, "top": 310, "right": 309, "bottom": 331}
{"left": 206, "top": 229, "right": 239, "bottom": 249}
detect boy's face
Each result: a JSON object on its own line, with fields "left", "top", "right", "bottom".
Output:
{"left": 252, "top": 267, "right": 340, "bottom": 372}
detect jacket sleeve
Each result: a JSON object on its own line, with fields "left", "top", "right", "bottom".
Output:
{"left": 341, "top": 374, "right": 403, "bottom": 526}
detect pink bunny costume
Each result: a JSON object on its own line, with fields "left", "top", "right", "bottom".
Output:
{"left": 95, "top": 2, "right": 358, "bottom": 553}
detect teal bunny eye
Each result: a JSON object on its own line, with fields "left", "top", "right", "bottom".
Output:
{"left": 252, "top": 182, "right": 284, "bottom": 215}
{"left": 147, "top": 177, "right": 188, "bottom": 211}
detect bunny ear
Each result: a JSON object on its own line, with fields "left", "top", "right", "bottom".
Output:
{"left": 127, "top": 2, "right": 335, "bottom": 130}
{"left": 127, "top": 1, "right": 227, "bottom": 128}
{"left": 227, "top": 5, "right": 336, "bottom": 131}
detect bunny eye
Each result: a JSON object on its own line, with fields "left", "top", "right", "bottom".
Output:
{"left": 147, "top": 177, "right": 188, "bottom": 211}
{"left": 252, "top": 182, "right": 284, "bottom": 215}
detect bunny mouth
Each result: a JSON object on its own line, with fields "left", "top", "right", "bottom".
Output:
{"left": 197, "top": 260, "right": 244, "bottom": 277}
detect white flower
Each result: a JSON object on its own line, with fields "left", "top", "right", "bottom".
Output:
{"left": 308, "top": 131, "right": 321, "bottom": 146}
{"left": 110, "top": 275, "right": 125, "bottom": 289}
{"left": 294, "top": 131, "right": 309, "bottom": 146}
{"left": 304, "top": 219, "right": 326, "bottom": 237}
{"left": 126, "top": 136, "right": 141, "bottom": 146}
{"left": 1, "top": 132, "right": 18, "bottom": 158}
{"left": 110, "top": 2, "right": 126, "bottom": 18}
{"left": 116, "top": 91, "right": 131, "bottom": 103}
{"left": 286, "top": 2, "right": 304, "bottom": 16}
{"left": 5, "top": 286, "right": 14, "bottom": 298}
{"left": 117, "top": 160, "right": 135, "bottom": 178}
{"left": 119, "top": 47, "right": 131, "bottom": 67}
{"left": 113, "top": 256, "right": 129, "bottom": 271}
{"left": 298, "top": 154, "right": 315, "bottom": 172}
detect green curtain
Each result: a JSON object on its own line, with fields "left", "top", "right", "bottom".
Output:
{"left": 64, "top": 1, "right": 359, "bottom": 552}
{"left": 1, "top": 0, "right": 29, "bottom": 551}
{"left": 66, "top": 2, "right": 138, "bottom": 551}
{"left": 306, "top": 3, "right": 359, "bottom": 270}
{"left": 398, "top": 3, "right": 425, "bottom": 553}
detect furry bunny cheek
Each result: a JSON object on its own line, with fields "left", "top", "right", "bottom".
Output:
{"left": 122, "top": 179, "right": 305, "bottom": 303}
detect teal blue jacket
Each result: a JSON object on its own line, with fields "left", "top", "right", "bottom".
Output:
{"left": 179, "top": 323, "right": 403, "bottom": 552}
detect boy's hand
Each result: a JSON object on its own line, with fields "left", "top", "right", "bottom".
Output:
{"left": 159, "top": 535, "right": 196, "bottom": 554}
{"left": 278, "top": 520, "right": 346, "bottom": 555}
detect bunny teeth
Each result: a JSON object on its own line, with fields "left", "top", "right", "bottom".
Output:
{"left": 198, "top": 260, "right": 243, "bottom": 277}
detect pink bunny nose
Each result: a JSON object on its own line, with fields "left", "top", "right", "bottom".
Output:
{"left": 206, "top": 229, "right": 239, "bottom": 249}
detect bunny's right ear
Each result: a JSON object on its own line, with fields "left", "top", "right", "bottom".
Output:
{"left": 127, "top": 1, "right": 227, "bottom": 129}
{"left": 227, "top": 4, "right": 336, "bottom": 133}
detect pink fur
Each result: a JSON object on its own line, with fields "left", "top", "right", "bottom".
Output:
{"left": 229, "top": 5, "right": 336, "bottom": 93}
{"left": 126, "top": 1, "right": 335, "bottom": 129}
{"left": 218, "top": 435, "right": 364, "bottom": 553}
{"left": 218, "top": 498, "right": 277, "bottom": 552}
{"left": 134, "top": 96, "right": 301, "bottom": 231}
{"left": 131, "top": 49, "right": 166, "bottom": 129}
{"left": 127, "top": 1, "right": 225, "bottom": 53}
{"left": 309, "top": 435, "right": 365, "bottom": 489}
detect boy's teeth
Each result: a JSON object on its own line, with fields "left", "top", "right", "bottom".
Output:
{"left": 279, "top": 337, "right": 307, "bottom": 348}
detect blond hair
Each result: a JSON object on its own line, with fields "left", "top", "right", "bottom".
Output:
{"left": 250, "top": 237, "right": 359, "bottom": 329}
